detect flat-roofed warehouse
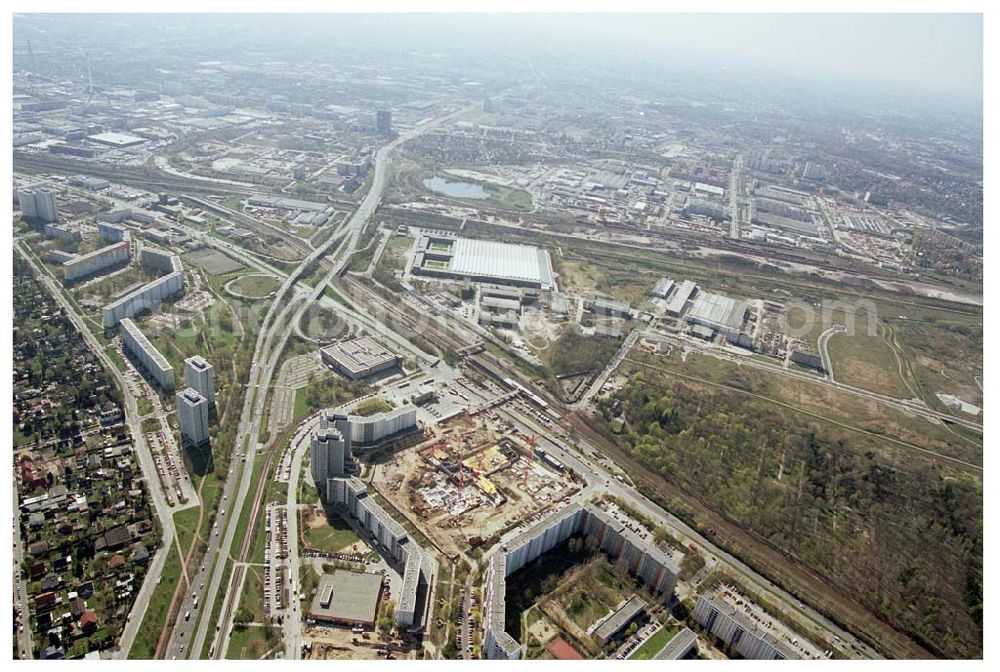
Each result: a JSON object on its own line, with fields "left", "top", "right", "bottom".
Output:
{"left": 685, "top": 292, "right": 748, "bottom": 337}
{"left": 87, "top": 132, "right": 146, "bottom": 147}
{"left": 308, "top": 570, "right": 383, "bottom": 627}
{"left": 413, "top": 236, "right": 555, "bottom": 290}
{"left": 321, "top": 336, "right": 401, "bottom": 380}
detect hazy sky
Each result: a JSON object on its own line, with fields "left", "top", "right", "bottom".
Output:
{"left": 14, "top": 12, "right": 983, "bottom": 104}
{"left": 583, "top": 14, "right": 983, "bottom": 101}
{"left": 419, "top": 13, "right": 984, "bottom": 103}
{"left": 236, "top": 13, "right": 984, "bottom": 103}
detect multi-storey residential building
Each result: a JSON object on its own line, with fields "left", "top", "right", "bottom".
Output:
{"left": 17, "top": 188, "right": 59, "bottom": 222}
{"left": 326, "top": 476, "right": 429, "bottom": 627}
{"left": 176, "top": 388, "right": 210, "bottom": 447}
{"left": 62, "top": 241, "right": 130, "bottom": 282}
{"left": 101, "top": 247, "right": 184, "bottom": 327}
{"left": 120, "top": 318, "right": 174, "bottom": 391}
{"left": 483, "top": 503, "right": 680, "bottom": 659}
{"left": 310, "top": 411, "right": 351, "bottom": 485}
{"left": 692, "top": 592, "right": 800, "bottom": 660}
{"left": 183, "top": 356, "right": 215, "bottom": 405}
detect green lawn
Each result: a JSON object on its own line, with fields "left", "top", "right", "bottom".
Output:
{"left": 292, "top": 387, "right": 310, "bottom": 419}
{"left": 128, "top": 544, "right": 182, "bottom": 658}
{"left": 352, "top": 396, "right": 395, "bottom": 416}
{"left": 826, "top": 322, "right": 911, "bottom": 398}
{"left": 137, "top": 397, "right": 154, "bottom": 416}
{"left": 174, "top": 507, "right": 201, "bottom": 558}
{"left": 301, "top": 513, "right": 361, "bottom": 553}
{"left": 227, "top": 624, "right": 277, "bottom": 659}
{"left": 631, "top": 625, "right": 679, "bottom": 660}
{"left": 228, "top": 274, "right": 280, "bottom": 299}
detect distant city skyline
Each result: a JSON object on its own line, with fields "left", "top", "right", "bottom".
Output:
{"left": 13, "top": 12, "right": 983, "bottom": 106}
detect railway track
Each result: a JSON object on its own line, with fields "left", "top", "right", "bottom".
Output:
{"left": 14, "top": 153, "right": 268, "bottom": 198}
{"left": 211, "top": 411, "right": 321, "bottom": 659}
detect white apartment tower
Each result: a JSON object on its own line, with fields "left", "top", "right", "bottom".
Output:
{"left": 310, "top": 411, "right": 351, "bottom": 488}
{"left": 177, "top": 388, "right": 211, "bottom": 447}
{"left": 17, "top": 188, "right": 59, "bottom": 223}
{"left": 184, "top": 356, "right": 215, "bottom": 406}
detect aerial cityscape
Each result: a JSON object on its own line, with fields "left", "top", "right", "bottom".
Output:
{"left": 7, "top": 9, "right": 985, "bottom": 664}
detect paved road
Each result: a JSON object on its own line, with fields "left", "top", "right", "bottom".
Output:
{"left": 169, "top": 155, "right": 359, "bottom": 658}
{"left": 817, "top": 324, "right": 846, "bottom": 382}
{"left": 280, "top": 416, "right": 320, "bottom": 658}
{"left": 729, "top": 154, "right": 744, "bottom": 240}
{"left": 13, "top": 488, "right": 33, "bottom": 658}
{"left": 571, "top": 328, "right": 641, "bottom": 410}
{"left": 493, "top": 400, "right": 882, "bottom": 660}
{"left": 14, "top": 242, "right": 180, "bottom": 660}
{"left": 638, "top": 329, "right": 983, "bottom": 437}
{"left": 192, "top": 104, "right": 477, "bottom": 659}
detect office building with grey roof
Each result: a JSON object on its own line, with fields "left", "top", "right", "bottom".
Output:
{"left": 320, "top": 336, "right": 401, "bottom": 380}
{"left": 308, "top": 570, "right": 383, "bottom": 627}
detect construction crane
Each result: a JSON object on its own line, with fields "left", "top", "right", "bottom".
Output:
{"left": 523, "top": 434, "right": 539, "bottom": 487}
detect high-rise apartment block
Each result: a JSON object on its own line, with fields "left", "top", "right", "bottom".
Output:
{"left": 17, "top": 188, "right": 59, "bottom": 223}
{"left": 177, "top": 388, "right": 211, "bottom": 447}
{"left": 184, "top": 356, "right": 215, "bottom": 406}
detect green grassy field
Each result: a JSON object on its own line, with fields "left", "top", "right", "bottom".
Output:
{"left": 301, "top": 511, "right": 362, "bottom": 552}
{"left": 226, "top": 624, "right": 277, "bottom": 660}
{"left": 630, "top": 625, "right": 679, "bottom": 660}
{"left": 826, "top": 321, "right": 913, "bottom": 398}
{"left": 128, "top": 544, "right": 182, "bottom": 659}
{"left": 227, "top": 274, "right": 280, "bottom": 298}
{"left": 174, "top": 507, "right": 201, "bottom": 559}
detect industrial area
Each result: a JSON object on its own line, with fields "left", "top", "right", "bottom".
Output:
{"left": 10, "top": 11, "right": 983, "bottom": 665}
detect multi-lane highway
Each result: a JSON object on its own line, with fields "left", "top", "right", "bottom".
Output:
{"left": 177, "top": 104, "right": 477, "bottom": 660}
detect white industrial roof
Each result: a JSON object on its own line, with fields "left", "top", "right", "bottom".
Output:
{"left": 449, "top": 238, "right": 553, "bottom": 287}
{"left": 687, "top": 292, "right": 747, "bottom": 330}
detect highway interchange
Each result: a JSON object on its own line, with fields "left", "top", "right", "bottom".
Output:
{"left": 13, "top": 101, "right": 979, "bottom": 662}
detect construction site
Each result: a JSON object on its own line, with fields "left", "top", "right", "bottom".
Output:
{"left": 370, "top": 413, "right": 580, "bottom": 559}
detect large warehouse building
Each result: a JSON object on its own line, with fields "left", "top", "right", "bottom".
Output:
{"left": 685, "top": 291, "right": 749, "bottom": 337}
{"left": 320, "top": 337, "right": 402, "bottom": 380}
{"left": 308, "top": 571, "right": 383, "bottom": 627}
{"left": 413, "top": 235, "right": 555, "bottom": 290}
